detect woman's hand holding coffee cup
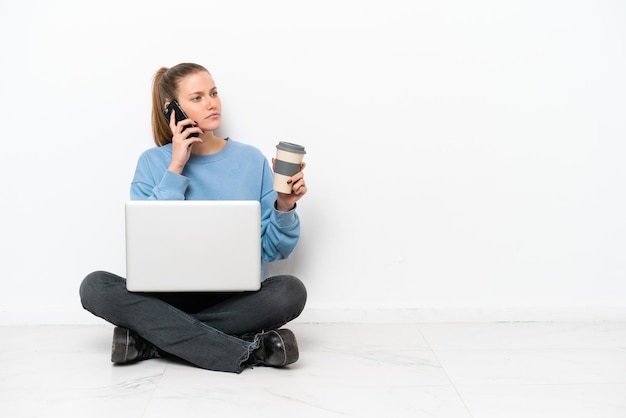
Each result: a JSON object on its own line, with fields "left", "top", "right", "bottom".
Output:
{"left": 273, "top": 160, "right": 307, "bottom": 212}
{"left": 272, "top": 142, "right": 307, "bottom": 212}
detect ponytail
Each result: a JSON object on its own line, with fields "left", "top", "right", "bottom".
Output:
{"left": 151, "top": 67, "right": 172, "bottom": 146}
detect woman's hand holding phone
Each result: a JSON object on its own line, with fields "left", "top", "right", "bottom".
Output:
{"left": 167, "top": 108, "right": 204, "bottom": 174}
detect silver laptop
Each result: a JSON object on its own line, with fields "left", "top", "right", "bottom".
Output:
{"left": 125, "top": 200, "right": 261, "bottom": 292}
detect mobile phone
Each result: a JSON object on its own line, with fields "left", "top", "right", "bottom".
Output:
{"left": 163, "top": 100, "right": 199, "bottom": 138}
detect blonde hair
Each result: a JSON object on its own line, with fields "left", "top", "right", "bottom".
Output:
{"left": 151, "top": 63, "right": 210, "bottom": 146}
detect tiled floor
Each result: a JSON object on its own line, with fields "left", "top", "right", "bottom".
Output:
{"left": 1, "top": 321, "right": 625, "bottom": 417}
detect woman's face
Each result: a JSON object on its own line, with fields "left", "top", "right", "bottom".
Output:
{"left": 176, "top": 71, "right": 222, "bottom": 133}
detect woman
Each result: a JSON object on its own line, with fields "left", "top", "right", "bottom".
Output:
{"left": 79, "top": 63, "right": 308, "bottom": 373}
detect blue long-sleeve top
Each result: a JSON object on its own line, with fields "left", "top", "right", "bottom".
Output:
{"left": 130, "top": 138, "right": 300, "bottom": 269}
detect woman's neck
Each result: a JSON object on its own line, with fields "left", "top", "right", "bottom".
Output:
{"left": 191, "top": 132, "right": 226, "bottom": 155}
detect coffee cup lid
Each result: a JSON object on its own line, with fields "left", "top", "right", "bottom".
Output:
{"left": 276, "top": 141, "right": 306, "bottom": 154}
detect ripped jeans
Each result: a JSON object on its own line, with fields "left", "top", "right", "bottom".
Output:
{"left": 79, "top": 270, "right": 307, "bottom": 373}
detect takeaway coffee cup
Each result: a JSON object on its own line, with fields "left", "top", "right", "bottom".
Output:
{"left": 273, "top": 141, "right": 306, "bottom": 193}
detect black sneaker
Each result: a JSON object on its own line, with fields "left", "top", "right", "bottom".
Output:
{"left": 247, "top": 329, "right": 299, "bottom": 367}
{"left": 111, "top": 327, "right": 160, "bottom": 364}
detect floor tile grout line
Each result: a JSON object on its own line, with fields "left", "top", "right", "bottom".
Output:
{"left": 140, "top": 364, "right": 167, "bottom": 418}
{"left": 415, "top": 323, "right": 475, "bottom": 418}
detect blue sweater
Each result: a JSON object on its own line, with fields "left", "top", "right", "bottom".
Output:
{"left": 130, "top": 138, "right": 300, "bottom": 266}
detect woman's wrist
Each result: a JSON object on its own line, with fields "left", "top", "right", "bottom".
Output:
{"left": 275, "top": 200, "right": 295, "bottom": 212}
{"left": 168, "top": 163, "right": 184, "bottom": 175}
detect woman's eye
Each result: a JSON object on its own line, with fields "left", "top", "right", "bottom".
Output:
{"left": 211, "top": 91, "right": 218, "bottom": 97}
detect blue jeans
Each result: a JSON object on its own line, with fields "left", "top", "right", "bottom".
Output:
{"left": 79, "top": 270, "right": 307, "bottom": 373}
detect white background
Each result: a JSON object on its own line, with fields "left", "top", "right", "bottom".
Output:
{"left": 1, "top": 0, "right": 625, "bottom": 323}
